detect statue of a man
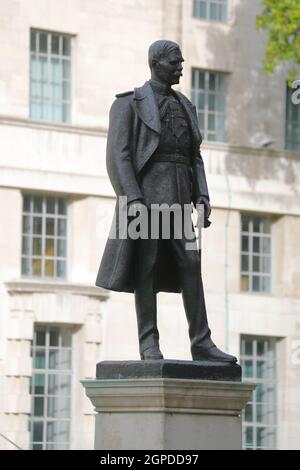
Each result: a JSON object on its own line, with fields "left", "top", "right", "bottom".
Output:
{"left": 96, "top": 40, "right": 237, "bottom": 363}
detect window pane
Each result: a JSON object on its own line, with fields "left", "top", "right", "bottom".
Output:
{"left": 36, "top": 330, "right": 46, "bottom": 346}
{"left": 33, "top": 397, "right": 44, "bottom": 416}
{"left": 48, "top": 374, "right": 60, "bottom": 395}
{"left": 23, "top": 196, "right": 31, "bottom": 212}
{"left": 242, "top": 235, "right": 249, "bottom": 252}
{"left": 252, "top": 275, "right": 260, "bottom": 292}
{"left": 46, "top": 218, "right": 55, "bottom": 235}
{"left": 63, "top": 36, "right": 71, "bottom": 56}
{"left": 209, "top": 73, "right": 216, "bottom": 90}
{"left": 57, "top": 239, "right": 66, "bottom": 257}
{"left": 30, "top": 30, "right": 37, "bottom": 52}
{"left": 257, "top": 360, "right": 265, "bottom": 379}
{"left": 208, "top": 113, "right": 215, "bottom": 131}
{"left": 200, "top": 1, "right": 207, "bottom": 18}
{"left": 57, "top": 219, "right": 67, "bottom": 236}
{"left": 33, "top": 217, "right": 42, "bottom": 235}
{"left": 33, "top": 197, "right": 43, "bottom": 214}
{"left": 51, "top": 58, "right": 62, "bottom": 82}
{"left": 245, "top": 404, "right": 253, "bottom": 422}
{"left": 50, "top": 329, "right": 59, "bottom": 347}
{"left": 22, "top": 236, "right": 31, "bottom": 255}
{"left": 51, "top": 34, "right": 60, "bottom": 54}
{"left": 253, "top": 217, "right": 261, "bottom": 232}
{"left": 262, "top": 238, "right": 271, "bottom": 254}
{"left": 210, "top": 2, "right": 217, "bottom": 20}
{"left": 23, "top": 215, "right": 31, "bottom": 234}
{"left": 57, "top": 260, "right": 66, "bottom": 278}
{"left": 241, "top": 254, "right": 248, "bottom": 271}
{"left": 197, "top": 93, "right": 205, "bottom": 110}
{"left": 33, "top": 238, "right": 42, "bottom": 255}
{"left": 245, "top": 340, "right": 253, "bottom": 355}
{"left": 39, "top": 32, "right": 48, "bottom": 53}
{"left": 61, "top": 330, "right": 71, "bottom": 347}
{"left": 49, "top": 349, "right": 71, "bottom": 370}
{"left": 46, "top": 198, "right": 55, "bottom": 214}
{"left": 253, "top": 255, "right": 260, "bottom": 272}
{"left": 34, "top": 374, "right": 45, "bottom": 394}
{"left": 46, "top": 239, "right": 54, "bottom": 256}
{"left": 241, "top": 275, "right": 249, "bottom": 291}
{"left": 21, "top": 257, "right": 31, "bottom": 275}
{"left": 58, "top": 198, "right": 67, "bottom": 215}
{"left": 257, "top": 340, "right": 265, "bottom": 356}
{"left": 253, "top": 237, "right": 260, "bottom": 253}
{"left": 35, "top": 352, "right": 45, "bottom": 370}
{"left": 45, "top": 260, "right": 54, "bottom": 276}
{"left": 245, "top": 427, "right": 253, "bottom": 446}
{"left": 33, "top": 421, "right": 43, "bottom": 442}
{"left": 262, "top": 276, "right": 271, "bottom": 293}
{"left": 63, "top": 60, "right": 71, "bottom": 80}
{"left": 32, "top": 258, "right": 42, "bottom": 276}
{"left": 244, "top": 360, "right": 253, "bottom": 378}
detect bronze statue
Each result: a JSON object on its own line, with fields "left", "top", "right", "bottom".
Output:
{"left": 96, "top": 40, "right": 237, "bottom": 363}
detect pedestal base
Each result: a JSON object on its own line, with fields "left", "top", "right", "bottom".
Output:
{"left": 82, "top": 360, "right": 254, "bottom": 450}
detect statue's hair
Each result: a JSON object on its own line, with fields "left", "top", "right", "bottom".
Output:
{"left": 148, "top": 40, "right": 181, "bottom": 69}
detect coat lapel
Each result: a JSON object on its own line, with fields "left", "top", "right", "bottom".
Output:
{"left": 173, "top": 91, "right": 202, "bottom": 149}
{"left": 134, "top": 82, "right": 161, "bottom": 134}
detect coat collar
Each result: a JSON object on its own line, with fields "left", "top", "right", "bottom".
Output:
{"left": 134, "top": 81, "right": 161, "bottom": 134}
{"left": 134, "top": 81, "right": 202, "bottom": 146}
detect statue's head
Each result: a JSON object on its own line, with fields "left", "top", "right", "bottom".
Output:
{"left": 148, "top": 40, "right": 184, "bottom": 86}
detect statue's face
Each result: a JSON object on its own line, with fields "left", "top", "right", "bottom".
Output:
{"left": 153, "top": 48, "right": 184, "bottom": 85}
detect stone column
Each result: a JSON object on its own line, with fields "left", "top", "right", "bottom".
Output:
{"left": 82, "top": 360, "right": 254, "bottom": 450}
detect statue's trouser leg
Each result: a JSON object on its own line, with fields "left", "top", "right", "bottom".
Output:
{"left": 169, "top": 237, "right": 214, "bottom": 350}
{"left": 134, "top": 237, "right": 160, "bottom": 355}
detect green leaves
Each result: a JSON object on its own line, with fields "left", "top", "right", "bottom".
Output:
{"left": 257, "top": 0, "right": 300, "bottom": 81}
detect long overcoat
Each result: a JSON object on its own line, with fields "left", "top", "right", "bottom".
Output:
{"left": 96, "top": 81, "right": 210, "bottom": 293}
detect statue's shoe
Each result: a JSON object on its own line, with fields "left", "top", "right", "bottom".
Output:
{"left": 141, "top": 346, "right": 164, "bottom": 360}
{"left": 192, "top": 345, "right": 237, "bottom": 363}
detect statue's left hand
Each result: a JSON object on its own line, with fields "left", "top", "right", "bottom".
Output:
{"left": 195, "top": 197, "right": 212, "bottom": 228}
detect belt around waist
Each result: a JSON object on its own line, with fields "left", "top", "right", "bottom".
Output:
{"left": 151, "top": 153, "right": 191, "bottom": 165}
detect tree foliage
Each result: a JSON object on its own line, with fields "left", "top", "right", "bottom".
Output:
{"left": 257, "top": 0, "right": 300, "bottom": 80}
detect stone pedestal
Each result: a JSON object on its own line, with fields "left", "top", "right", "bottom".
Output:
{"left": 82, "top": 360, "right": 254, "bottom": 450}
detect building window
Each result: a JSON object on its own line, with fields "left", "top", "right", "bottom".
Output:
{"left": 30, "top": 29, "right": 71, "bottom": 123}
{"left": 22, "top": 194, "right": 67, "bottom": 279}
{"left": 241, "top": 337, "right": 277, "bottom": 450}
{"left": 286, "top": 84, "right": 300, "bottom": 151}
{"left": 29, "top": 326, "right": 73, "bottom": 450}
{"left": 241, "top": 214, "right": 272, "bottom": 293}
{"left": 193, "top": 0, "right": 228, "bottom": 22}
{"left": 192, "top": 69, "right": 227, "bottom": 142}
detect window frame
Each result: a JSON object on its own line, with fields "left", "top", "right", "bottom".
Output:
{"left": 21, "top": 194, "right": 68, "bottom": 280}
{"left": 29, "top": 325, "right": 73, "bottom": 450}
{"left": 240, "top": 336, "right": 277, "bottom": 450}
{"left": 191, "top": 68, "right": 228, "bottom": 142}
{"left": 240, "top": 214, "right": 273, "bottom": 294}
{"left": 29, "top": 29, "right": 72, "bottom": 123}
{"left": 193, "top": 0, "right": 228, "bottom": 23}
